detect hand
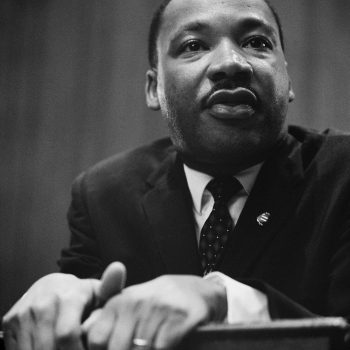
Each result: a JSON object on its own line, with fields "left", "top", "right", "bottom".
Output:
{"left": 2, "top": 262, "right": 126, "bottom": 350}
{"left": 2, "top": 273, "right": 98, "bottom": 350}
{"left": 83, "top": 275, "right": 227, "bottom": 350}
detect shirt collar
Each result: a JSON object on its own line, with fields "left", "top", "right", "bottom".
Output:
{"left": 183, "top": 162, "right": 263, "bottom": 214}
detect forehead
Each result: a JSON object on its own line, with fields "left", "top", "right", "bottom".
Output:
{"left": 159, "top": 0, "right": 278, "bottom": 41}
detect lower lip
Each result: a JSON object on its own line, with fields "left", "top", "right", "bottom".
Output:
{"left": 208, "top": 104, "right": 255, "bottom": 120}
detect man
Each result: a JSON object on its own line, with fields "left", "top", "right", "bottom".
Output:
{"left": 3, "top": 0, "right": 350, "bottom": 349}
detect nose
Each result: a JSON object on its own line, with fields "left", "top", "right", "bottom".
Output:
{"left": 207, "top": 42, "right": 253, "bottom": 83}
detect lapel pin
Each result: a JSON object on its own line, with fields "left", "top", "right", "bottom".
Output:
{"left": 257, "top": 212, "right": 271, "bottom": 227}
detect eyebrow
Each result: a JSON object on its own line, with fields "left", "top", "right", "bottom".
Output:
{"left": 169, "top": 21, "right": 211, "bottom": 43}
{"left": 239, "top": 17, "right": 277, "bottom": 37}
{"left": 169, "top": 17, "right": 278, "bottom": 43}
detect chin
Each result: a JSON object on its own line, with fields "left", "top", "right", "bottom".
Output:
{"left": 181, "top": 132, "right": 280, "bottom": 171}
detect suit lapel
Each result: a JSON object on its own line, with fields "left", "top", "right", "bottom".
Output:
{"left": 140, "top": 133, "right": 305, "bottom": 278}
{"left": 141, "top": 153, "right": 202, "bottom": 275}
{"left": 219, "top": 134, "right": 305, "bottom": 277}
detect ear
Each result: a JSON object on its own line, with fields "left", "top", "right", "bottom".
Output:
{"left": 145, "top": 69, "right": 160, "bottom": 110}
{"left": 285, "top": 61, "right": 295, "bottom": 103}
{"left": 288, "top": 80, "right": 295, "bottom": 102}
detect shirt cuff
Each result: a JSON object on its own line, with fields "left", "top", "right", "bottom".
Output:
{"left": 204, "top": 271, "right": 271, "bottom": 324}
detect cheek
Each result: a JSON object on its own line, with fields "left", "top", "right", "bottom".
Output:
{"left": 254, "top": 59, "right": 289, "bottom": 86}
{"left": 256, "top": 62, "right": 290, "bottom": 107}
{"left": 161, "top": 75, "right": 197, "bottom": 113}
{"left": 160, "top": 61, "right": 203, "bottom": 95}
{"left": 270, "top": 61, "right": 290, "bottom": 96}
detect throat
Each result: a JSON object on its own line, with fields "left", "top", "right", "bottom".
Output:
{"left": 181, "top": 155, "right": 252, "bottom": 177}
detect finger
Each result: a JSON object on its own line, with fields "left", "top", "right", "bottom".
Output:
{"left": 31, "top": 297, "right": 58, "bottom": 350}
{"left": 131, "top": 306, "right": 168, "bottom": 350}
{"left": 107, "top": 319, "right": 136, "bottom": 350}
{"left": 12, "top": 312, "right": 34, "bottom": 350}
{"left": 33, "top": 320, "right": 56, "bottom": 350}
{"left": 106, "top": 299, "right": 138, "bottom": 350}
{"left": 84, "top": 309, "right": 116, "bottom": 350}
{"left": 82, "top": 309, "right": 103, "bottom": 332}
{"left": 3, "top": 329, "right": 18, "bottom": 350}
{"left": 81, "top": 309, "right": 103, "bottom": 350}
{"left": 3, "top": 294, "right": 57, "bottom": 350}
{"left": 153, "top": 313, "right": 197, "bottom": 350}
{"left": 54, "top": 297, "right": 87, "bottom": 350}
{"left": 98, "top": 262, "right": 127, "bottom": 305}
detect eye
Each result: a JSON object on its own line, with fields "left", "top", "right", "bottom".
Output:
{"left": 243, "top": 36, "right": 273, "bottom": 51}
{"left": 180, "top": 39, "right": 208, "bottom": 53}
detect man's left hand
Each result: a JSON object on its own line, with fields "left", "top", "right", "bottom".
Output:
{"left": 83, "top": 275, "right": 227, "bottom": 350}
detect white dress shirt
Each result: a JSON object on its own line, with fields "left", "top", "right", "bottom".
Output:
{"left": 183, "top": 163, "right": 270, "bottom": 323}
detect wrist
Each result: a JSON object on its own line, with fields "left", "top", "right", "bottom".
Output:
{"left": 204, "top": 274, "right": 228, "bottom": 322}
{"left": 205, "top": 272, "right": 271, "bottom": 324}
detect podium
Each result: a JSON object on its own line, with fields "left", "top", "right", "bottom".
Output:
{"left": 181, "top": 318, "right": 349, "bottom": 350}
{"left": 0, "top": 318, "right": 349, "bottom": 350}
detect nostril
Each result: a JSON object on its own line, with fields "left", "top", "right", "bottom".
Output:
{"left": 211, "top": 71, "right": 227, "bottom": 82}
{"left": 210, "top": 70, "right": 251, "bottom": 85}
{"left": 234, "top": 71, "right": 252, "bottom": 85}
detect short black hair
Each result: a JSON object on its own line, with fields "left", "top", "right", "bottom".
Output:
{"left": 148, "top": 0, "right": 285, "bottom": 68}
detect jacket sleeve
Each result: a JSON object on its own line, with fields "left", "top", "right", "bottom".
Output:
{"left": 243, "top": 279, "right": 317, "bottom": 319}
{"left": 58, "top": 172, "right": 104, "bottom": 279}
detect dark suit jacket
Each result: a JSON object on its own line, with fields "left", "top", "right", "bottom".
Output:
{"left": 59, "top": 125, "right": 350, "bottom": 321}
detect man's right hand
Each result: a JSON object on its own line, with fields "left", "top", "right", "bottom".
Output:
{"left": 2, "top": 262, "right": 126, "bottom": 350}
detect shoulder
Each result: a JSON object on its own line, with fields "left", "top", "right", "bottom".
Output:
{"left": 72, "top": 137, "right": 176, "bottom": 195}
{"left": 288, "top": 124, "right": 350, "bottom": 179}
{"left": 289, "top": 124, "right": 350, "bottom": 162}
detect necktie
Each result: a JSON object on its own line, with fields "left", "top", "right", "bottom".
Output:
{"left": 199, "top": 177, "right": 242, "bottom": 275}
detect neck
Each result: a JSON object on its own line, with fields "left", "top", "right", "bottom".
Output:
{"left": 180, "top": 135, "right": 287, "bottom": 177}
{"left": 181, "top": 156, "right": 260, "bottom": 177}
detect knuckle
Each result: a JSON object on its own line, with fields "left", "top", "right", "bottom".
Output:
{"left": 59, "top": 293, "right": 73, "bottom": 305}
{"left": 153, "top": 300, "right": 171, "bottom": 312}
{"left": 2, "top": 314, "right": 12, "bottom": 327}
{"left": 28, "top": 295, "right": 58, "bottom": 322}
{"left": 153, "top": 300, "right": 187, "bottom": 319}
{"left": 105, "top": 295, "right": 123, "bottom": 312}
{"left": 168, "top": 306, "right": 188, "bottom": 320}
{"left": 3, "top": 304, "right": 31, "bottom": 328}
{"left": 59, "top": 291, "right": 84, "bottom": 309}
{"left": 56, "top": 327, "right": 81, "bottom": 346}
{"left": 120, "top": 291, "right": 141, "bottom": 307}
{"left": 88, "top": 335, "right": 106, "bottom": 350}
{"left": 15, "top": 309, "right": 32, "bottom": 326}
{"left": 2, "top": 309, "right": 32, "bottom": 342}
{"left": 32, "top": 298, "right": 55, "bottom": 317}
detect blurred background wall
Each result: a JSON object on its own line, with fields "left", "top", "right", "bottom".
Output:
{"left": 1, "top": 0, "right": 350, "bottom": 317}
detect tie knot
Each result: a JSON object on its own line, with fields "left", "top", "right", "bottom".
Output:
{"left": 206, "top": 177, "right": 242, "bottom": 202}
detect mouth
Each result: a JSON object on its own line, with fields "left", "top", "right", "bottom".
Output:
{"left": 205, "top": 87, "right": 258, "bottom": 120}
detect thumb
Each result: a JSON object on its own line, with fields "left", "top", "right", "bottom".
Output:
{"left": 98, "top": 261, "right": 126, "bottom": 305}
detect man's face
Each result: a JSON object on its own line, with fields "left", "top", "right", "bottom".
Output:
{"left": 146, "top": 0, "right": 294, "bottom": 171}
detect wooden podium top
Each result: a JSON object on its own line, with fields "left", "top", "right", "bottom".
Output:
{"left": 0, "top": 317, "right": 349, "bottom": 350}
{"left": 182, "top": 318, "right": 350, "bottom": 350}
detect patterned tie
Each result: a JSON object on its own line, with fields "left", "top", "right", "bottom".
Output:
{"left": 199, "top": 177, "right": 242, "bottom": 275}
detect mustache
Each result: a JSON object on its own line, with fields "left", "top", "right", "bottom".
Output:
{"left": 202, "top": 80, "right": 257, "bottom": 106}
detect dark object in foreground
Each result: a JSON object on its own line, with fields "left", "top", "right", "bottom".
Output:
{"left": 180, "top": 318, "right": 350, "bottom": 350}
{"left": 0, "top": 318, "right": 348, "bottom": 350}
